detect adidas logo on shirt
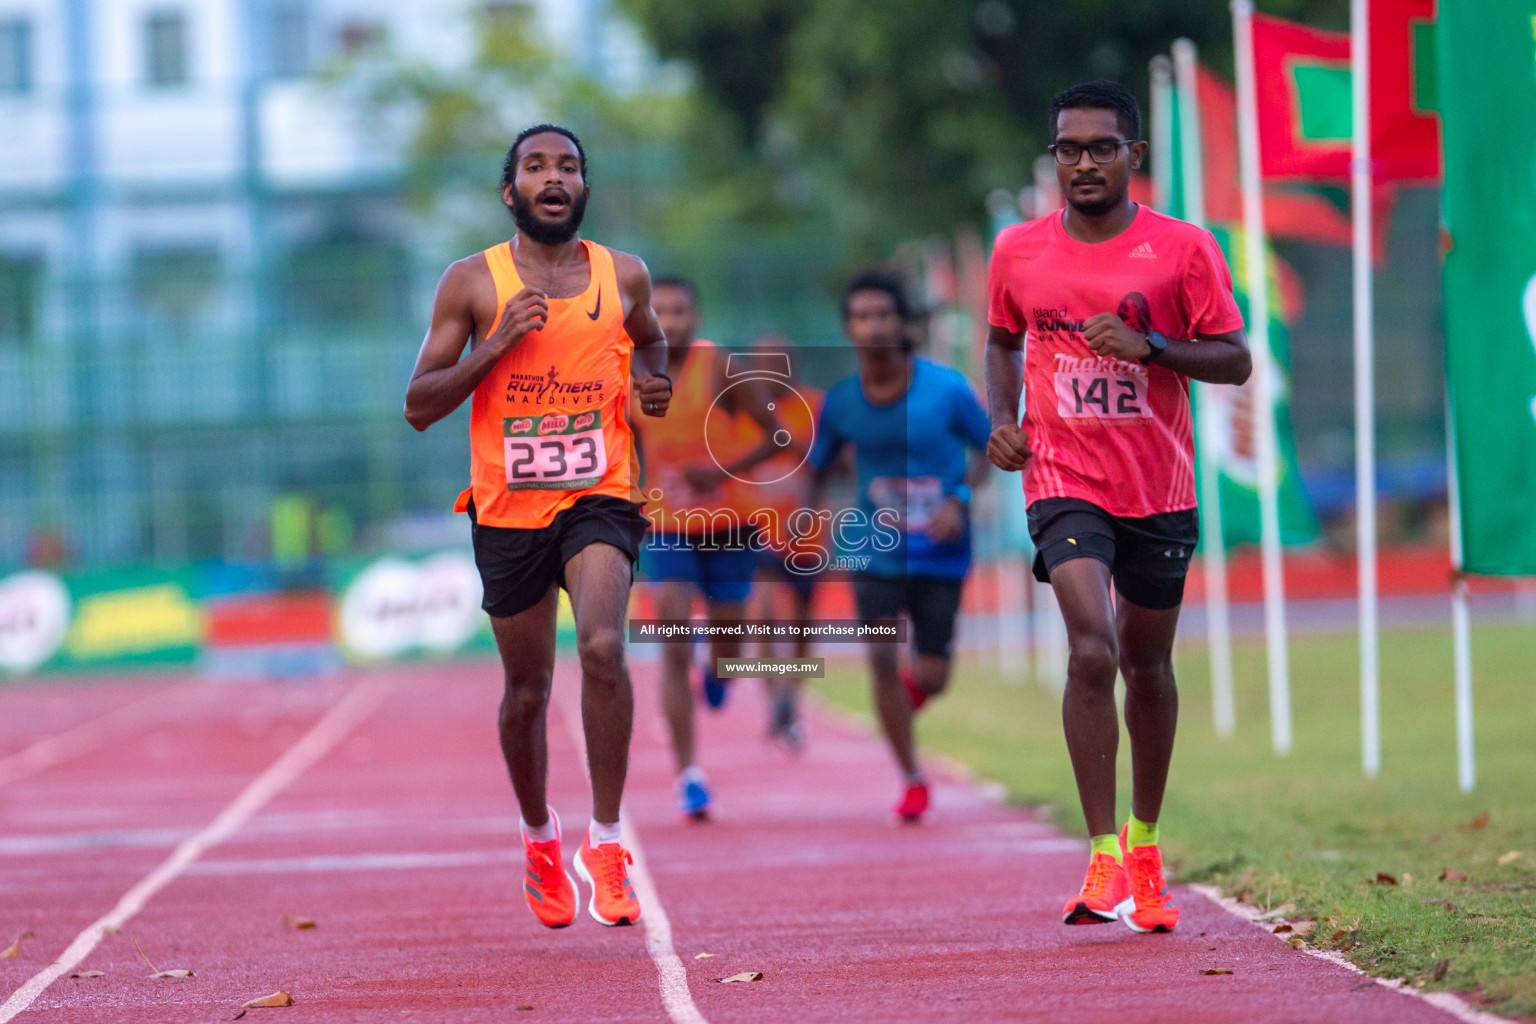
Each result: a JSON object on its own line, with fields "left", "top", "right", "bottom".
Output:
{"left": 1129, "top": 242, "right": 1157, "bottom": 259}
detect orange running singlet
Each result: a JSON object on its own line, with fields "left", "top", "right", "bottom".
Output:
{"left": 633, "top": 339, "right": 752, "bottom": 525}
{"left": 454, "top": 240, "right": 637, "bottom": 529}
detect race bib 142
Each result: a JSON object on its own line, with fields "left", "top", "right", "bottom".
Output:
{"left": 504, "top": 411, "right": 607, "bottom": 490}
{"left": 1053, "top": 357, "right": 1151, "bottom": 420}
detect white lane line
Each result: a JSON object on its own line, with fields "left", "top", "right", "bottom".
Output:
{"left": 1191, "top": 885, "right": 1510, "bottom": 1024}
{"left": 0, "top": 689, "right": 180, "bottom": 789}
{"left": 190, "top": 850, "right": 513, "bottom": 875}
{"left": 551, "top": 677, "right": 709, "bottom": 1024}
{"left": 0, "top": 674, "right": 397, "bottom": 1023}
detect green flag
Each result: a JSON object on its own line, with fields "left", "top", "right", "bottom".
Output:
{"left": 1163, "top": 69, "right": 1319, "bottom": 548}
{"left": 1438, "top": 3, "right": 1536, "bottom": 575}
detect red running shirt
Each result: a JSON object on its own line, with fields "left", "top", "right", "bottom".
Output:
{"left": 987, "top": 205, "right": 1245, "bottom": 518}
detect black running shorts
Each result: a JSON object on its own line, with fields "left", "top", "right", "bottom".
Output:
{"left": 1026, "top": 497, "right": 1198, "bottom": 611}
{"left": 469, "top": 494, "right": 650, "bottom": 619}
{"left": 852, "top": 575, "right": 965, "bottom": 659}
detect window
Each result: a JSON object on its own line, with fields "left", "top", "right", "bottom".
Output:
{"left": 0, "top": 256, "right": 41, "bottom": 347}
{"left": 280, "top": 239, "right": 408, "bottom": 327}
{"left": 145, "top": 11, "right": 188, "bottom": 88}
{"left": 132, "top": 246, "right": 219, "bottom": 339}
{"left": 0, "top": 19, "right": 33, "bottom": 95}
{"left": 270, "top": 5, "right": 309, "bottom": 78}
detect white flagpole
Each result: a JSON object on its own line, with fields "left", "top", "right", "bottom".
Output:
{"left": 1173, "top": 38, "right": 1237, "bottom": 739}
{"left": 1351, "top": 0, "right": 1381, "bottom": 779}
{"left": 1232, "top": 0, "right": 1293, "bottom": 754}
{"left": 1150, "top": 56, "right": 1175, "bottom": 212}
{"left": 1445, "top": 393, "right": 1476, "bottom": 792}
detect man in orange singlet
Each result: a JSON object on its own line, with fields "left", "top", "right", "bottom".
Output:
{"left": 634, "top": 278, "right": 785, "bottom": 821}
{"left": 404, "top": 124, "right": 671, "bottom": 931}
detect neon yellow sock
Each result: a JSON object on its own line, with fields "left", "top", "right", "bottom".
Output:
{"left": 1127, "top": 815, "right": 1159, "bottom": 848}
{"left": 1089, "top": 833, "right": 1122, "bottom": 863}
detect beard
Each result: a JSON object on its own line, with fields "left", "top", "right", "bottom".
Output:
{"left": 509, "top": 187, "right": 588, "bottom": 245}
{"left": 1065, "top": 180, "right": 1123, "bottom": 218}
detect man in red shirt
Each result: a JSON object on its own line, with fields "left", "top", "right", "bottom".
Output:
{"left": 985, "top": 81, "right": 1251, "bottom": 934}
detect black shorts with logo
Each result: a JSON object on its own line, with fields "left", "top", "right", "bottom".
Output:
{"left": 1027, "top": 497, "right": 1199, "bottom": 611}
{"left": 469, "top": 494, "right": 650, "bottom": 619}
{"left": 852, "top": 575, "right": 965, "bottom": 660}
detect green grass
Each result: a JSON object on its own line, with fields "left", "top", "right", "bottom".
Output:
{"left": 814, "top": 622, "right": 1536, "bottom": 1018}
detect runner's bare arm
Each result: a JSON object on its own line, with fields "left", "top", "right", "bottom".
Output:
{"left": 613, "top": 250, "right": 671, "bottom": 417}
{"left": 403, "top": 258, "right": 548, "bottom": 431}
{"left": 1083, "top": 314, "right": 1252, "bottom": 385}
{"left": 984, "top": 325, "right": 1030, "bottom": 472}
{"left": 714, "top": 358, "right": 790, "bottom": 477}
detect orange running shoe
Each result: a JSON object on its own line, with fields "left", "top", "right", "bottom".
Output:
{"left": 521, "top": 810, "right": 578, "bottom": 929}
{"left": 1061, "top": 851, "right": 1132, "bottom": 925}
{"left": 894, "top": 781, "right": 929, "bottom": 823}
{"left": 1121, "top": 831, "right": 1180, "bottom": 933}
{"left": 574, "top": 835, "right": 642, "bottom": 926}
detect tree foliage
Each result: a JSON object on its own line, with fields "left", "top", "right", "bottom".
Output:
{"left": 615, "top": 0, "right": 1349, "bottom": 255}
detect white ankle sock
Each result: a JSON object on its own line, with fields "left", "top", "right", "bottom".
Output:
{"left": 520, "top": 809, "right": 557, "bottom": 844}
{"left": 588, "top": 819, "right": 622, "bottom": 846}
{"left": 678, "top": 764, "right": 706, "bottom": 787}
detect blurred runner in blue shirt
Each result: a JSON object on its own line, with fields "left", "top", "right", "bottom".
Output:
{"left": 808, "top": 271, "right": 990, "bottom": 823}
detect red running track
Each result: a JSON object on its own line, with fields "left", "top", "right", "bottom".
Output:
{"left": 0, "top": 661, "right": 1481, "bottom": 1023}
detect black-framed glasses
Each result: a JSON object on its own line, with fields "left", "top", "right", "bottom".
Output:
{"left": 1048, "top": 139, "right": 1138, "bottom": 165}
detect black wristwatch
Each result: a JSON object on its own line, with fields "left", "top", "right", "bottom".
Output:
{"left": 652, "top": 371, "right": 672, "bottom": 387}
{"left": 1140, "top": 330, "right": 1167, "bottom": 365}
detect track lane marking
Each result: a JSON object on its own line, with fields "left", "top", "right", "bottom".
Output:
{"left": 0, "top": 674, "right": 397, "bottom": 1023}
{"left": 551, "top": 677, "right": 709, "bottom": 1024}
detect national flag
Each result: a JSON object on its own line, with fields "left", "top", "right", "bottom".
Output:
{"left": 1189, "top": 63, "right": 1352, "bottom": 245}
{"left": 1250, "top": 14, "right": 1352, "bottom": 181}
{"left": 1370, "top": 0, "right": 1441, "bottom": 182}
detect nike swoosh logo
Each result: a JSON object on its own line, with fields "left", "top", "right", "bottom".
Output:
{"left": 587, "top": 288, "right": 602, "bottom": 321}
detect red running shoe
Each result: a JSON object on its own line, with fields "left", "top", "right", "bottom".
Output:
{"left": 574, "top": 835, "right": 642, "bottom": 926}
{"left": 521, "top": 810, "right": 577, "bottom": 929}
{"left": 1061, "top": 851, "right": 1132, "bottom": 925}
{"left": 1121, "top": 828, "right": 1180, "bottom": 933}
{"left": 894, "top": 781, "right": 929, "bottom": 823}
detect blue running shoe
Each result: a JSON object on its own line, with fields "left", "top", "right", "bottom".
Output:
{"left": 677, "top": 772, "right": 712, "bottom": 822}
{"left": 701, "top": 668, "right": 729, "bottom": 710}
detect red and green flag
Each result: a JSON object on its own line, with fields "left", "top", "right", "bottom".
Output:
{"left": 1251, "top": 13, "right": 1352, "bottom": 180}
{"left": 1371, "top": 0, "right": 1441, "bottom": 182}
{"left": 1249, "top": 7, "right": 1441, "bottom": 183}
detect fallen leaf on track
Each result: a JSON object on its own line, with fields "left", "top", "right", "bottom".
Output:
{"left": 231, "top": 990, "right": 295, "bottom": 1019}
{"left": 280, "top": 916, "right": 316, "bottom": 930}
{"left": 1498, "top": 851, "right": 1522, "bottom": 865}
{"left": 102, "top": 926, "right": 121, "bottom": 935}
{"left": 715, "top": 972, "right": 764, "bottom": 983}
{"left": 516, "top": 1006, "right": 534, "bottom": 1012}
{"left": 1287, "top": 937, "right": 1306, "bottom": 950}
{"left": 1369, "top": 873, "right": 1398, "bottom": 886}
{"left": 1433, "top": 959, "right": 1451, "bottom": 982}
{"left": 133, "top": 938, "right": 192, "bottom": 978}
{"left": 1463, "top": 812, "right": 1490, "bottom": 832}
{"left": 1441, "top": 869, "right": 1469, "bottom": 882}
{"left": 69, "top": 971, "right": 104, "bottom": 979}
{"left": 1200, "top": 968, "right": 1234, "bottom": 976}
{"left": 1, "top": 932, "right": 34, "bottom": 959}
{"left": 1272, "top": 924, "right": 1293, "bottom": 934}
{"left": 694, "top": 953, "right": 717, "bottom": 960}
